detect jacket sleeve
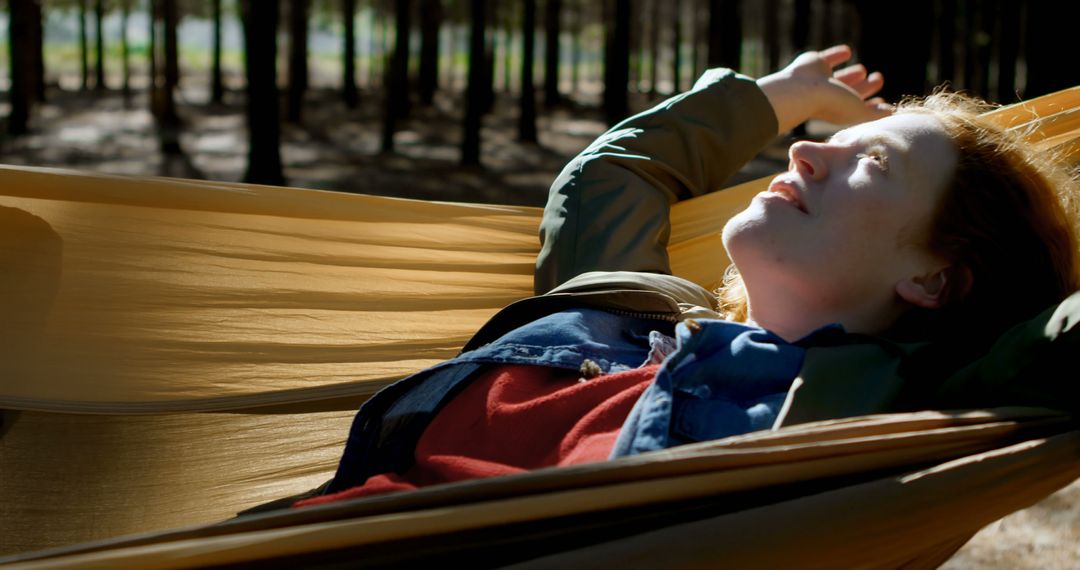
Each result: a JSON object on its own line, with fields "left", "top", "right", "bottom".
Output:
{"left": 534, "top": 69, "right": 779, "bottom": 295}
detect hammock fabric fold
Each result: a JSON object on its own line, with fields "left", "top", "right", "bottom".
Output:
{"left": 2, "top": 86, "right": 1080, "bottom": 564}
{"left": 5, "top": 409, "right": 1079, "bottom": 568}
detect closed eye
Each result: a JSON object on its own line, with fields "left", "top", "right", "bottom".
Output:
{"left": 856, "top": 146, "right": 890, "bottom": 172}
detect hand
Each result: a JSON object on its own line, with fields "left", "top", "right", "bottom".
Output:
{"left": 756, "top": 44, "right": 893, "bottom": 134}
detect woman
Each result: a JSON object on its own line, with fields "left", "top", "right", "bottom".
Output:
{"left": 300, "top": 46, "right": 1080, "bottom": 504}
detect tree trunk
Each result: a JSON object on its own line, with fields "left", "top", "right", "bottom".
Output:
{"left": 95, "top": 0, "right": 106, "bottom": 90}
{"left": 936, "top": 0, "right": 955, "bottom": 86}
{"left": 996, "top": 0, "right": 1020, "bottom": 103}
{"left": 8, "top": 0, "right": 35, "bottom": 135}
{"left": 857, "top": 1, "right": 932, "bottom": 101}
{"left": 418, "top": 0, "right": 442, "bottom": 105}
{"left": 707, "top": 0, "right": 740, "bottom": 68}
{"left": 629, "top": 4, "right": 641, "bottom": 91}
{"left": 792, "top": 0, "right": 810, "bottom": 52}
{"left": 604, "top": 0, "right": 630, "bottom": 125}
{"left": 819, "top": 0, "right": 835, "bottom": 47}
{"left": 543, "top": 0, "right": 561, "bottom": 107}
{"left": 405, "top": 0, "right": 417, "bottom": 110}
{"left": 343, "top": 0, "right": 359, "bottom": 108}
{"left": 162, "top": 0, "right": 180, "bottom": 126}
{"left": 520, "top": 0, "right": 538, "bottom": 142}
{"left": 148, "top": 0, "right": 181, "bottom": 153}
{"left": 381, "top": 0, "right": 412, "bottom": 152}
{"left": 122, "top": 0, "right": 132, "bottom": 98}
{"left": 287, "top": 0, "right": 310, "bottom": 122}
{"left": 687, "top": 0, "right": 695, "bottom": 78}
{"left": 672, "top": 0, "right": 682, "bottom": 91}
{"left": 382, "top": 1, "right": 395, "bottom": 86}
{"left": 241, "top": 0, "right": 285, "bottom": 185}
{"left": 690, "top": 0, "right": 702, "bottom": 78}
{"left": 596, "top": 0, "right": 607, "bottom": 86}
{"left": 764, "top": 0, "right": 780, "bottom": 72}
{"left": 501, "top": 3, "right": 513, "bottom": 92}
{"left": 480, "top": 0, "right": 496, "bottom": 114}
{"left": 1024, "top": 1, "right": 1080, "bottom": 98}
{"left": 462, "top": 0, "right": 486, "bottom": 165}
{"left": 29, "top": 0, "right": 46, "bottom": 102}
{"left": 80, "top": 0, "right": 90, "bottom": 90}
{"left": 961, "top": 0, "right": 988, "bottom": 97}
{"left": 570, "top": 0, "right": 580, "bottom": 95}
{"left": 211, "top": 0, "right": 225, "bottom": 104}
{"left": 149, "top": 0, "right": 158, "bottom": 113}
{"left": 973, "top": 0, "right": 997, "bottom": 99}
{"left": 648, "top": 0, "right": 659, "bottom": 95}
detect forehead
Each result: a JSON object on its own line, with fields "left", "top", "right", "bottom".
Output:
{"left": 833, "top": 113, "right": 949, "bottom": 148}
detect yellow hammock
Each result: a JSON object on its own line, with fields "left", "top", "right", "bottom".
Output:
{"left": 1, "top": 86, "right": 1079, "bottom": 566}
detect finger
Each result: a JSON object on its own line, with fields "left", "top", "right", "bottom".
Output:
{"left": 834, "top": 64, "right": 868, "bottom": 86}
{"left": 819, "top": 44, "right": 852, "bottom": 67}
{"left": 863, "top": 71, "right": 885, "bottom": 97}
{"left": 847, "top": 71, "right": 885, "bottom": 99}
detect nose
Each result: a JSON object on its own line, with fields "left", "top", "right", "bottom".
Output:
{"left": 788, "top": 141, "right": 827, "bottom": 181}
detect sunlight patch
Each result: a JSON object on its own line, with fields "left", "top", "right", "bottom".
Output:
{"left": 57, "top": 126, "right": 104, "bottom": 145}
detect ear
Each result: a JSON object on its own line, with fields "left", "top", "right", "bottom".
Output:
{"left": 896, "top": 269, "right": 949, "bottom": 309}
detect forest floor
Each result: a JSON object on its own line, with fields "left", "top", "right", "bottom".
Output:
{"left": 0, "top": 82, "right": 789, "bottom": 206}
{"left": 0, "top": 82, "right": 1077, "bottom": 568}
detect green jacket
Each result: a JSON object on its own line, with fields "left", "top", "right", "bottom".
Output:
{"left": 469, "top": 69, "right": 1080, "bottom": 425}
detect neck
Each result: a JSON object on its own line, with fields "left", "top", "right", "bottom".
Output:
{"left": 745, "top": 288, "right": 902, "bottom": 343}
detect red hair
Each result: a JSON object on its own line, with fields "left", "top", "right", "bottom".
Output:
{"left": 890, "top": 92, "right": 1080, "bottom": 341}
{"left": 719, "top": 92, "right": 1080, "bottom": 343}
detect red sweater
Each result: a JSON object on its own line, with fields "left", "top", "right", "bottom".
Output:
{"left": 297, "top": 363, "right": 658, "bottom": 507}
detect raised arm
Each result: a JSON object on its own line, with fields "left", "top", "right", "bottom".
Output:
{"left": 535, "top": 45, "right": 890, "bottom": 295}
{"left": 533, "top": 70, "right": 775, "bottom": 295}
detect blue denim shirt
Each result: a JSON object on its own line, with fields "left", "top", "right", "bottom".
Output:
{"left": 611, "top": 319, "right": 813, "bottom": 457}
{"left": 327, "top": 308, "right": 839, "bottom": 493}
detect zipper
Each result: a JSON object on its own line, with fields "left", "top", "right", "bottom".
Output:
{"left": 604, "top": 307, "right": 680, "bottom": 323}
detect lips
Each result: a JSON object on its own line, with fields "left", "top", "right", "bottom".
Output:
{"left": 767, "top": 178, "right": 808, "bottom": 214}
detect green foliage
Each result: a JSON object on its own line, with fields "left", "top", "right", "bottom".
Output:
{"left": 311, "top": 0, "right": 338, "bottom": 30}
{"left": 45, "top": 0, "right": 137, "bottom": 14}
{"left": 45, "top": 0, "right": 88, "bottom": 11}
{"left": 183, "top": 0, "right": 210, "bottom": 19}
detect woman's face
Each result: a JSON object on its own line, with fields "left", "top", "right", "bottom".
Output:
{"left": 722, "top": 112, "right": 958, "bottom": 338}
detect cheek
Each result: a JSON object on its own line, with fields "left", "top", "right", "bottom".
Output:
{"left": 827, "top": 197, "right": 916, "bottom": 268}
{"left": 833, "top": 185, "right": 898, "bottom": 233}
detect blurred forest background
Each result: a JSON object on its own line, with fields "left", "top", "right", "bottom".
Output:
{"left": 1, "top": 0, "right": 1079, "bottom": 206}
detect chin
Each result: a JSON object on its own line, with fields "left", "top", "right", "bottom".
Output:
{"left": 722, "top": 206, "right": 811, "bottom": 302}
{"left": 721, "top": 205, "right": 752, "bottom": 248}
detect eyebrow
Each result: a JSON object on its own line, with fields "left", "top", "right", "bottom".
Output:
{"left": 828, "top": 130, "right": 904, "bottom": 148}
